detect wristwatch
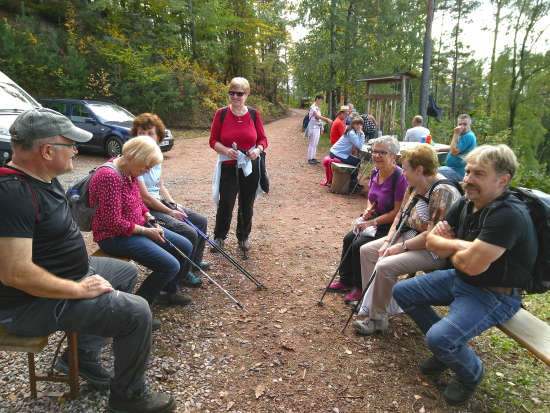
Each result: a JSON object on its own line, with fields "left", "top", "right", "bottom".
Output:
{"left": 402, "top": 241, "right": 409, "bottom": 251}
{"left": 372, "top": 218, "right": 378, "bottom": 226}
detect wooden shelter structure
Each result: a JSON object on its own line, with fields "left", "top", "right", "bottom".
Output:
{"left": 357, "top": 72, "right": 418, "bottom": 140}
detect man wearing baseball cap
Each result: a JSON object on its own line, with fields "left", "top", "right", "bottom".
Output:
{"left": 0, "top": 109, "right": 175, "bottom": 413}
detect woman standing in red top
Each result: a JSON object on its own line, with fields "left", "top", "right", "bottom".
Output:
{"left": 209, "top": 77, "right": 268, "bottom": 252}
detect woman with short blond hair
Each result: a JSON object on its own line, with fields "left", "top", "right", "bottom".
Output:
{"left": 90, "top": 136, "right": 194, "bottom": 330}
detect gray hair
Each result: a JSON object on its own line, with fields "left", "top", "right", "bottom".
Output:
{"left": 348, "top": 103, "right": 354, "bottom": 110}
{"left": 11, "top": 135, "right": 62, "bottom": 153}
{"left": 458, "top": 114, "right": 472, "bottom": 124}
{"left": 373, "top": 135, "right": 400, "bottom": 157}
{"left": 466, "top": 144, "right": 518, "bottom": 187}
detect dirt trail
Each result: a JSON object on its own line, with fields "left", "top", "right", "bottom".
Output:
{"left": 1, "top": 110, "right": 524, "bottom": 413}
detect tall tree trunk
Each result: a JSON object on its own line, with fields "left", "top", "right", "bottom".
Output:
{"left": 450, "top": 0, "right": 462, "bottom": 121}
{"left": 487, "top": 0, "right": 504, "bottom": 118}
{"left": 187, "top": 0, "right": 197, "bottom": 61}
{"left": 434, "top": 0, "right": 448, "bottom": 103}
{"left": 343, "top": 0, "right": 355, "bottom": 105}
{"left": 419, "top": 0, "right": 435, "bottom": 126}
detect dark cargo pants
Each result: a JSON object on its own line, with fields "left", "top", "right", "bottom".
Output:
{"left": 0, "top": 257, "right": 151, "bottom": 398}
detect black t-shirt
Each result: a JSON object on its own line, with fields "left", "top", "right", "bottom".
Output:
{"left": 444, "top": 192, "right": 538, "bottom": 288}
{"left": 0, "top": 167, "right": 89, "bottom": 310}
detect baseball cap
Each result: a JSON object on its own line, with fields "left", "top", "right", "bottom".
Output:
{"left": 9, "top": 108, "right": 92, "bottom": 143}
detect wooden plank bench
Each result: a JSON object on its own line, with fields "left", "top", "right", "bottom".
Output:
{"left": 90, "top": 248, "right": 131, "bottom": 262}
{"left": 498, "top": 308, "right": 550, "bottom": 366}
{"left": 0, "top": 326, "right": 79, "bottom": 399}
{"left": 330, "top": 162, "right": 357, "bottom": 194}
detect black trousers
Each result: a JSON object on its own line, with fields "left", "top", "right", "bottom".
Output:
{"left": 214, "top": 158, "right": 259, "bottom": 241}
{"left": 338, "top": 227, "right": 389, "bottom": 289}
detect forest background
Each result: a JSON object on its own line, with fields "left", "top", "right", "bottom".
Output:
{"left": 0, "top": 0, "right": 549, "bottom": 191}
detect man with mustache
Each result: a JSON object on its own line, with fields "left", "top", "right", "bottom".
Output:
{"left": 439, "top": 114, "right": 477, "bottom": 180}
{"left": 392, "top": 144, "right": 537, "bottom": 406}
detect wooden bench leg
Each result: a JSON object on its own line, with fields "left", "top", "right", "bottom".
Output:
{"left": 28, "top": 352, "right": 38, "bottom": 398}
{"left": 66, "top": 332, "right": 79, "bottom": 400}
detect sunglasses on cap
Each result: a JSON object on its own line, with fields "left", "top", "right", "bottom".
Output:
{"left": 228, "top": 91, "right": 246, "bottom": 97}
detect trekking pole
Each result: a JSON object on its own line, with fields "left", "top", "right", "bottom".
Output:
{"left": 145, "top": 221, "right": 249, "bottom": 313}
{"left": 335, "top": 148, "right": 372, "bottom": 195}
{"left": 232, "top": 142, "right": 248, "bottom": 260}
{"left": 348, "top": 149, "right": 373, "bottom": 200}
{"left": 317, "top": 199, "right": 378, "bottom": 306}
{"left": 341, "top": 195, "right": 422, "bottom": 333}
{"left": 159, "top": 199, "right": 265, "bottom": 290}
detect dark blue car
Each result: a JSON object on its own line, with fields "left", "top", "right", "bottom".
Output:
{"left": 37, "top": 98, "right": 174, "bottom": 157}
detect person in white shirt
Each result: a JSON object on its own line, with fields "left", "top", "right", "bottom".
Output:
{"left": 404, "top": 116, "right": 430, "bottom": 142}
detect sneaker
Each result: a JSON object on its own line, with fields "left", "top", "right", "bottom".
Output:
{"left": 349, "top": 301, "right": 368, "bottom": 316}
{"left": 180, "top": 271, "right": 204, "bottom": 288}
{"left": 238, "top": 239, "right": 250, "bottom": 251}
{"left": 108, "top": 385, "right": 176, "bottom": 413}
{"left": 55, "top": 349, "right": 113, "bottom": 386}
{"left": 327, "top": 281, "right": 350, "bottom": 292}
{"left": 153, "top": 292, "right": 193, "bottom": 306}
{"left": 443, "top": 369, "right": 485, "bottom": 406}
{"left": 352, "top": 317, "right": 388, "bottom": 335}
{"left": 344, "top": 287, "right": 362, "bottom": 304}
{"left": 419, "top": 355, "right": 448, "bottom": 375}
{"left": 308, "top": 159, "right": 317, "bottom": 165}
{"left": 312, "top": 158, "right": 321, "bottom": 164}
{"left": 198, "top": 261, "right": 211, "bottom": 271}
{"left": 210, "top": 238, "right": 224, "bottom": 253}
{"left": 152, "top": 318, "right": 162, "bottom": 332}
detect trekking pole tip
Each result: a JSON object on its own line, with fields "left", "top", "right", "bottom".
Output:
{"left": 237, "top": 302, "right": 250, "bottom": 314}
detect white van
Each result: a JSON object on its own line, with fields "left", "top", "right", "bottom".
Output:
{"left": 0, "top": 71, "right": 41, "bottom": 161}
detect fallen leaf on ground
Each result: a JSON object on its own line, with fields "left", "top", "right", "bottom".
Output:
{"left": 279, "top": 308, "right": 288, "bottom": 313}
{"left": 227, "top": 401, "right": 235, "bottom": 410}
{"left": 414, "top": 395, "right": 422, "bottom": 400}
{"left": 421, "top": 382, "right": 429, "bottom": 387}
{"left": 255, "top": 384, "right": 265, "bottom": 399}
{"left": 345, "top": 349, "right": 352, "bottom": 355}
{"left": 394, "top": 332, "right": 401, "bottom": 339}
{"left": 419, "top": 407, "right": 426, "bottom": 413}
{"left": 495, "top": 372, "right": 504, "bottom": 377}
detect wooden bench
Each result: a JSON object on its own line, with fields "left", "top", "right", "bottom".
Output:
{"left": 330, "top": 162, "right": 357, "bottom": 194}
{"left": 90, "top": 248, "right": 131, "bottom": 262}
{"left": 498, "top": 308, "right": 550, "bottom": 366}
{"left": 0, "top": 325, "right": 79, "bottom": 399}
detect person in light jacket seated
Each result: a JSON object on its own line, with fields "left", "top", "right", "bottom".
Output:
{"left": 330, "top": 113, "right": 366, "bottom": 189}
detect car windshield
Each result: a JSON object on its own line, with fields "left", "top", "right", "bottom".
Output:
{"left": 0, "top": 83, "right": 40, "bottom": 110}
{"left": 88, "top": 104, "right": 134, "bottom": 123}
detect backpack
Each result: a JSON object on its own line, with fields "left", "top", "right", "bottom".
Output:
{"left": 0, "top": 167, "right": 45, "bottom": 222}
{"left": 219, "top": 106, "right": 270, "bottom": 194}
{"left": 458, "top": 187, "right": 550, "bottom": 294}
{"left": 302, "top": 113, "right": 311, "bottom": 129}
{"left": 361, "top": 114, "right": 376, "bottom": 135}
{"left": 65, "top": 162, "right": 123, "bottom": 232}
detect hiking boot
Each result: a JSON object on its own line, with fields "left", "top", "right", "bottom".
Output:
{"left": 108, "top": 385, "right": 176, "bottom": 413}
{"left": 308, "top": 159, "right": 318, "bottom": 165}
{"left": 152, "top": 318, "right": 162, "bottom": 332}
{"left": 352, "top": 317, "right": 388, "bottom": 336}
{"left": 55, "top": 349, "right": 113, "bottom": 386}
{"left": 443, "top": 369, "right": 485, "bottom": 406}
{"left": 198, "top": 261, "right": 211, "bottom": 271}
{"left": 344, "top": 287, "right": 362, "bottom": 304}
{"left": 210, "top": 238, "right": 224, "bottom": 253}
{"left": 180, "top": 271, "right": 204, "bottom": 288}
{"left": 327, "top": 281, "right": 350, "bottom": 292}
{"left": 419, "top": 355, "right": 448, "bottom": 375}
{"left": 153, "top": 292, "right": 193, "bottom": 306}
{"left": 349, "top": 300, "right": 368, "bottom": 315}
{"left": 238, "top": 239, "right": 251, "bottom": 251}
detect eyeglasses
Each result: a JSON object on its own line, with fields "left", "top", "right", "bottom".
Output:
{"left": 50, "top": 143, "right": 77, "bottom": 149}
{"left": 372, "top": 150, "right": 389, "bottom": 157}
{"left": 228, "top": 91, "right": 245, "bottom": 97}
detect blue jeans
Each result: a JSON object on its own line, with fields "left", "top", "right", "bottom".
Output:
{"left": 438, "top": 166, "right": 464, "bottom": 181}
{"left": 392, "top": 269, "right": 522, "bottom": 382}
{"left": 98, "top": 228, "right": 193, "bottom": 305}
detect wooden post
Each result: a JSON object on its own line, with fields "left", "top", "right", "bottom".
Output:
{"left": 365, "top": 82, "right": 372, "bottom": 114}
{"left": 392, "top": 100, "right": 397, "bottom": 137}
{"left": 382, "top": 100, "right": 388, "bottom": 134}
{"left": 401, "top": 76, "right": 406, "bottom": 140}
{"left": 376, "top": 100, "right": 382, "bottom": 134}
